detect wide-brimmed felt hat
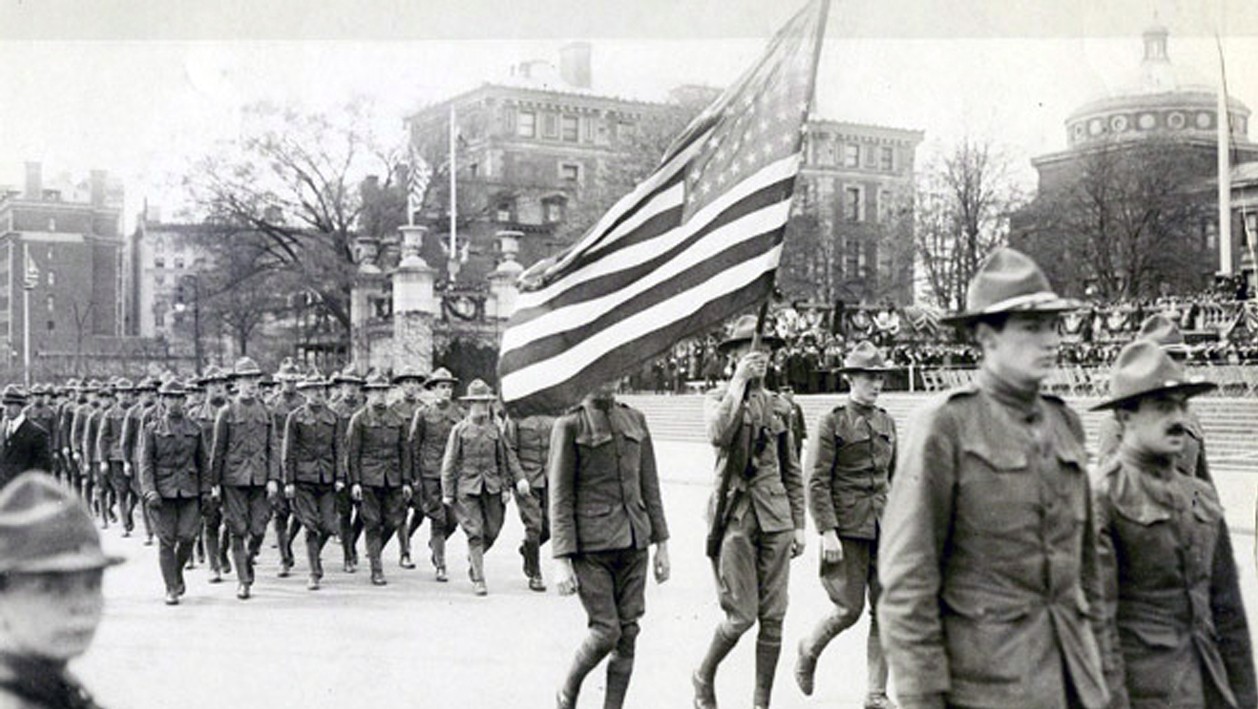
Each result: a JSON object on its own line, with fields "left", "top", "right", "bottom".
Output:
{"left": 717, "top": 314, "right": 785, "bottom": 353}
{"left": 459, "top": 379, "right": 498, "bottom": 402}
{"left": 29, "top": 383, "right": 47, "bottom": 396}
{"left": 0, "top": 472, "right": 125, "bottom": 573}
{"left": 425, "top": 367, "right": 459, "bottom": 388}
{"left": 274, "top": 358, "right": 303, "bottom": 382}
{"left": 296, "top": 373, "right": 331, "bottom": 390}
{"left": 1091, "top": 340, "right": 1216, "bottom": 411}
{"left": 839, "top": 341, "right": 895, "bottom": 373}
{"left": 391, "top": 364, "right": 427, "bottom": 385}
{"left": 197, "top": 365, "right": 229, "bottom": 385}
{"left": 112, "top": 377, "right": 134, "bottom": 392}
{"left": 158, "top": 380, "right": 187, "bottom": 397}
{"left": 941, "top": 248, "right": 1082, "bottom": 326}
{"left": 1, "top": 385, "right": 28, "bottom": 407}
{"left": 83, "top": 379, "right": 103, "bottom": 393}
{"left": 363, "top": 372, "right": 391, "bottom": 390}
{"left": 231, "top": 356, "right": 264, "bottom": 379}
{"left": 1136, "top": 314, "right": 1189, "bottom": 354}
{"left": 135, "top": 376, "right": 160, "bottom": 392}
{"left": 331, "top": 367, "right": 366, "bottom": 386}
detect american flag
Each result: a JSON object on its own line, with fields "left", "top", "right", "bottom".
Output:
{"left": 499, "top": 0, "right": 829, "bottom": 416}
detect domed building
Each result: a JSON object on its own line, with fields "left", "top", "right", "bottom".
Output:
{"left": 1016, "top": 26, "right": 1258, "bottom": 297}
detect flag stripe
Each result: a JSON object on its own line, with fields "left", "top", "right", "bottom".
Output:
{"left": 515, "top": 153, "right": 800, "bottom": 314}
{"left": 503, "top": 194, "right": 793, "bottom": 353}
{"left": 508, "top": 175, "right": 794, "bottom": 327}
{"left": 500, "top": 245, "right": 782, "bottom": 405}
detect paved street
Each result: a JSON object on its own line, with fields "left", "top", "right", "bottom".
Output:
{"left": 75, "top": 439, "right": 1258, "bottom": 709}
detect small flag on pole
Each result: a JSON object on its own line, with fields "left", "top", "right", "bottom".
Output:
{"left": 406, "top": 146, "right": 433, "bottom": 227}
{"left": 498, "top": 0, "right": 830, "bottom": 416}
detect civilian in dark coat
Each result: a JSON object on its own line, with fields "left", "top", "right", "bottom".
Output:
{"left": 0, "top": 386, "right": 52, "bottom": 491}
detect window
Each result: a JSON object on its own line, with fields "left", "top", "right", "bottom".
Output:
{"left": 45, "top": 294, "right": 54, "bottom": 313}
{"left": 596, "top": 121, "right": 610, "bottom": 145}
{"left": 47, "top": 218, "right": 56, "bottom": 231}
{"left": 155, "top": 305, "right": 165, "bottom": 328}
{"left": 174, "top": 258, "right": 184, "bottom": 270}
{"left": 844, "top": 186, "right": 863, "bottom": 222}
{"left": 155, "top": 274, "right": 165, "bottom": 286}
{"left": 617, "top": 122, "right": 635, "bottom": 141}
{"left": 517, "top": 111, "right": 536, "bottom": 138}
{"left": 46, "top": 320, "right": 54, "bottom": 332}
{"left": 543, "top": 113, "right": 559, "bottom": 138}
{"left": 843, "top": 144, "right": 860, "bottom": 167}
{"left": 880, "top": 146, "right": 895, "bottom": 171}
{"left": 865, "top": 146, "right": 877, "bottom": 168}
{"left": 468, "top": 162, "right": 479, "bottom": 178}
{"left": 543, "top": 197, "right": 566, "bottom": 223}
{"left": 561, "top": 115, "right": 579, "bottom": 142}
{"left": 496, "top": 200, "right": 514, "bottom": 222}
{"left": 46, "top": 270, "right": 54, "bottom": 287}
{"left": 877, "top": 190, "right": 893, "bottom": 223}
{"left": 154, "top": 256, "right": 165, "bottom": 268}
{"left": 560, "top": 163, "right": 580, "bottom": 183}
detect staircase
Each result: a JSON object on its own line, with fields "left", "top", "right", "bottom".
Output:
{"left": 621, "top": 393, "right": 1258, "bottom": 473}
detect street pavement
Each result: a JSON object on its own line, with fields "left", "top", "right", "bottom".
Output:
{"left": 74, "top": 439, "right": 1258, "bottom": 709}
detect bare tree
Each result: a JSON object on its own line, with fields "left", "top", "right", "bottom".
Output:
{"left": 914, "top": 138, "right": 1024, "bottom": 310}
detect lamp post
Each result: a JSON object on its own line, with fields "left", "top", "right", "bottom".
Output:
{"left": 174, "top": 274, "right": 202, "bottom": 375}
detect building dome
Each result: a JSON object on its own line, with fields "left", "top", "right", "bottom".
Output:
{"left": 1064, "top": 26, "right": 1250, "bottom": 148}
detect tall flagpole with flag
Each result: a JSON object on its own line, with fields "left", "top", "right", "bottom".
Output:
{"left": 498, "top": 0, "right": 830, "bottom": 416}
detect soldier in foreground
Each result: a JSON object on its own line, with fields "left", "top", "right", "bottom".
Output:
{"left": 1091, "top": 340, "right": 1255, "bottom": 708}
{"left": 552, "top": 382, "right": 670, "bottom": 709}
{"left": 268, "top": 359, "right": 307, "bottom": 577}
{"left": 408, "top": 367, "right": 463, "bottom": 582}
{"left": 140, "top": 381, "right": 212, "bottom": 605}
{"left": 440, "top": 379, "right": 523, "bottom": 596}
{"left": 693, "top": 314, "right": 805, "bottom": 709}
{"left": 95, "top": 379, "right": 134, "bottom": 537}
{"left": 388, "top": 365, "right": 427, "bottom": 569}
{"left": 504, "top": 410, "right": 556, "bottom": 591}
{"left": 329, "top": 367, "right": 366, "bottom": 572}
{"left": 795, "top": 341, "right": 897, "bottom": 707}
{"left": 187, "top": 368, "right": 229, "bottom": 580}
{"left": 0, "top": 472, "right": 123, "bottom": 709}
{"left": 346, "top": 373, "right": 412, "bottom": 586}
{"left": 879, "top": 248, "right": 1109, "bottom": 709}
{"left": 282, "top": 373, "right": 344, "bottom": 590}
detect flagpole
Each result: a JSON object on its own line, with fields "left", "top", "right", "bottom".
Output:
{"left": 449, "top": 103, "right": 458, "bottom": 280}
{"left": 22, "top": 242, "right": 31, "bottom": 388}
{"left": 1216, "top": 30, "right": 1233, "bottom": 279}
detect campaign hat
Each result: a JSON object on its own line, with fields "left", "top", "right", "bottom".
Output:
{"left": 459, "top": 379, "right": 498, "bottom": 402}
{"left": 1136, "top": 314, "right": 1189, "bottom": 354}
{"left": 391, "top": 364, "right": 427, "bottom": 385}
{"left": 231, "top": 356, "right": 264, "bottom": 379}
{"left": 717, "top": 314, "right": 785, "bottom": 354}
{"left": 940, "top": 248, "right": 1081, "bottom": 326}
{"left": 1, "top": 385, "right": 28, "bottom": 407}
{"left": 362, "top": 372, "right": 391, "bottom": 390}
{"left": 1091, "top": 340, "right": 1216, "bottom": 411}
{"left": 838, "top": 341, "right": 895, "bottom": 373}
{"left": 0, "top": 472, "right": 125, "bottom": 573}
{"left": 425, "top": 367, "right": 459, "bottom": 388}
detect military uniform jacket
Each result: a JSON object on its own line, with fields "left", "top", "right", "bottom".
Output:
{"left": 440, "top": 417, "right": 518, "bottom": 499}
{"left": 140, "top": 412, "right": 208, "bottom": 499}
{"left": 703, "top": 384, "right": 805, "bottom": 534}
{"left": 329, "top": 395, "right": 362, "bottom": 475}
{"left": 70, "top": 403, "right": 99, "bottom": 458}
{"left": 211, "top": 396, "right": 276, "bottom": 487}
{"left": 55, "top": 400, "right": 79, "bottom": 452}
{"left": 187, "top": 397, "right": 224, "bottom": 453}
{"left": 410, "top": 401, "right": 464, "bottom": 479}
{"left": 346, "top": 404, "right": 410, "bottom": 488}
{"left": 806, "top": 400, "right": 896, "bottom": 540}
{"left": 122, "top": 402, "right": 159, "bottom": 466}
{"left": 877, "top": 370, "right": 1109, "bottom": 708}
{"left": 24, "top": 403, "right": 57, "bottom": 456}
{"left": 390, "top": 396, "right": 423, "bottom": 427}
{"left": 550, "top": 400, "right": 669, "bottom": 557}
{"left": 504, "top": 414, "right": 555, "bottom": 488}
{"left": 1096, "top": 412, "right": 1210, "bottom": 484}
{"left": 283, "top": 402, "right": 343, "bottom": 485}
{"left": 1094, "top": 448, "right": 1256, "bottom": 709}
{"left": 81, "top": 406, "right": 104, "bottom": 466}
{"left": 94, "top": 403, "right": 129, "bottom": 463}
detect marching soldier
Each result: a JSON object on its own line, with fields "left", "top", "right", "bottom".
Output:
{"left": 83, "top": 381, "right": 113, "bottom": 528}
{"left": 693, "top": 314, "right": 805, "bottom": 709}
{"left": 330, "top": 367, "right": 366, "bottom": 572}
{"left": 140, "top": 381, "right": 212, "bottom": 605}
{"left": 389, "top": 364, "right": 427, "bottom": 569}
{"left": 95, "top": 379, "right": 136, "bottom": 537}
{"left": 71, "top": 380, "right": 103, "bottom": 519}
{"left": 188, "top": 367, "right": 230, "bottom": 580}
{"left": 282, "top": 373, "right": 344, "bottom": 590}
{"left": 1091, "top": 340, "right": 1255, "bottom": 708}
{"left": 504, "top": 410, "right": 555, "bottom": 591}
{"left": 407, "top": 367, "right": 463, "bottom": 582}
{"left": 795, "top": 341, "right": 897, "bottom": 707}
{"left": 211, "top": 357, "right": 277, "bottom": 600}
{"left": 25, "top": 384, "right": 58, "bottom": 473}
{"left": 879, "top": 248, "right": 1110, "bottom": 709}
{"left": 346, "top": 372, "right": 412, "bottom": 586}
{"left": 269, "top": 358, "right": 306, "bottom": 577}
{"left": 59, "top": 379, "right": 85, "bottom": 495}
{"left": 1096, "top": 314, "right": 1211, "bottom": 483}
{"left": 121, "top": 377, "right": 160, "bottom": 546}
{"left": 552, "top": 383, "right": 670, "bottom": 709}
{"left": 439, "top": 379, "right": 524, "bottom": 596}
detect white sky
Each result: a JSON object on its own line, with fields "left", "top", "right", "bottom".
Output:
{"left": 0, "top": 0, "right": 1256, "bottom": 229}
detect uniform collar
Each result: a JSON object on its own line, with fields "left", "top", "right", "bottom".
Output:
{"left": 977, "top": 366, "right": 1040, "bottom": 420}
{"left": 1118, "top": 441, "right": 1176, "bottom": 479}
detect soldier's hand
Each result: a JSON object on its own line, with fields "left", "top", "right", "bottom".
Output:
{"left": 98, "top": 461, "right": 108, "bottom": 474}
{"left": 732, "top": 351, "right": 769, "bottom": 385}
{"left": 556, "top": 559, "right": 578, "bottom": 596}
{"left": 653, "top": 542, "right": 670, "bottom": 584}
{"left": 402, "top": 484, "right": 413, "bottom": 501}
{"left": 122, "top": 461, "right": 132, "bottom": 477}
{"left": 442, "top": 496, "right": 454, "bottom": 507}
{"left": 351, "top": 484, "right": 363, "bottom": 502}
{"left": 62, "top": 447, "right": 71, "bottom": 458}
{"left": 143, "top": 491, "right": 160, "bottom": 507}
{"left": 73, "top": 451, "right": 81, "bottom": 462}
{"left": 266, "top": 480, "right": 280, "bottom": 500}
{"left": 211, "top": 485, "right": 221, "bottom": 500}
{"left": 791, "top": 529, "right": 806, "bottom": 558}
{"left": 821, "top": 530, "right": 843, "bottom": 564}
{"left": 284, "top": 484, "right": 296, "bottom": 499}
{"left": 515, "top": 478, "right": 531, "bottom": 497}
{"left": 334, "top": 480, "right": 346, "bottom": 493}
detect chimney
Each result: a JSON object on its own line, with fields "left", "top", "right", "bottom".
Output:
{"left": 559, "top": 42, "right": 591, "bottom": 89}
{"left": 90, "top": 169, "right": 107, "bottom": 206}
{"left": 24, "top": 162, "right": 41, "bottom": 200}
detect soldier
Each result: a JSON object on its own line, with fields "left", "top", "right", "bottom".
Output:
{"left": 0, "top": 472, "right": 123, "bottom": 709}
{"left": 552, "top": 383, "right": 670, "bottom": 709}
{"left": 121, "top": 377, "right": 161, "bottom": 546}
{"left": 439, "top": 379, "right": 523, "bottom": 596}
{"left": 59, "top": 379, "right": 85, "bottom": 494}
{"left": 780, "top": 385, "right": 806, "bottom": 462}
{"left": 140, "top": 381, "right": 212, "bottom": 605}
{"left": 211, "top": 357, "right": 277, "bottom": 600}
{"left": 282, "top": 373, "right": 344, "bottom": 590}
{"left": 693, "top": 314, "right": 806, "bottom": 709}
{"left": 25, "top": 384, "right": 58, "bottom": 475}
{"left": 0, "top": 385, "right": 52, "bottom": 491}
{"left": 504, "top": 410, "right": 556, "bottom": 592}
{"left": 388, "top": 364, "right": 427, "bottom": 569}
{"left": 85, "top": 381, "right": 115, "bottom": 528}
{"left": 1090, "top": 340, "right": 1256, "bottom": 708}
{"left": 794, "top": 341, "right": 897, "bottom": 706}
{"left": 1096, "top": 314, "right": 1211, "bottom": 483}
{"left": 408, "top": 367, "right": 463, "bottom": 582}
{"left": 187, "top": 367, "right": 231, "bottom": 580}
{"left": 95, "top": 379, "right": 137, "bottom": 537}
{"left": 269, "top": 358, "right": 306, "bottom": 577}
{"left": 346, "top": 373, "right": 412, "bottom": 586}
{"left": 329, "top": 367, "right": 366, "bottom": 572}
{"left": 879, "top": 248, "right": 1110, "bottom": 709}
{"left": 70, "top": 380, "right": 103, "bottom": 517}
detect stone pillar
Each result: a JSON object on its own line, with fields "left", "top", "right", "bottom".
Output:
{"left": 350, "top": 236, "right": 383, "bottom": 367}
{"left": 487, "top": 230, "right": 525, "bottom": 321}
{"left": 392, "top": 225, "right": 437, "bottom": 372}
